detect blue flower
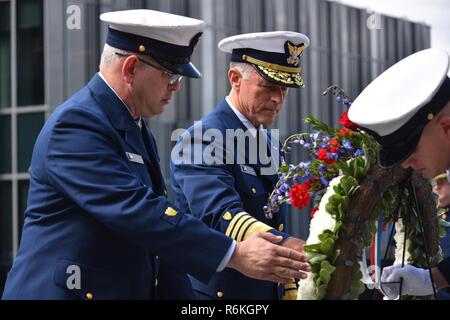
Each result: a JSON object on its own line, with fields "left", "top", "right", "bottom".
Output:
{"left": 279, "top": 183, "right": 290, "bottom": 193}
{"left": 342, "top": 140, "right": 353, "bottom": 150}
{"left": 320, "top": 176, "right": 329, "bottom": 187}
{"left": 354, "top": 149, "right": 365, "bottom": 157}
{"left": 318, "top": 164, "right": 326, "bottom": 173}
{"left": 328, "top": 152, "right": 338, "bottom": 160}
{"left": 298, "top": 161, "right": 310, "bottom": 170}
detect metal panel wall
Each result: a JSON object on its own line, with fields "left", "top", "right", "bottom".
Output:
{"left": 44, "top": 0, "right": 431, "bottom": 239}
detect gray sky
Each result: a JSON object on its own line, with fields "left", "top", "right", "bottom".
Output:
{"left": 333, "top": 0, "right": 450, "bottom": 74}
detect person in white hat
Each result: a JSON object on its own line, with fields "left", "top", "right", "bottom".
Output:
{"left": 1, "top": 10, "right": 310, "bottom": 300}
{"left": 348, "top": 48, "right": 450, "bottom": 299}
{"left": 170, "top": 31, "right": 310, "bottom": 299}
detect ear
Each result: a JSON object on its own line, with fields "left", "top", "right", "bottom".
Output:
{"left": 228, "top": 68, "right": 242, "bottom": 91}
{"left": 121, "top": 55, "right": 139, "bottom": 85}
{"left": 437, "top": 114, "right": 450, "bottom": 139}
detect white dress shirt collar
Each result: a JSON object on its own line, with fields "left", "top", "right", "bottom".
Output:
{"left": 225, "top": 96, "right": 263, "bottom": 137}
{"left": 98, "top": 72, "right": 142, "bottom": 129}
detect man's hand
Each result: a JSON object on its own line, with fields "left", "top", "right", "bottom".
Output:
{"left": 281, "top": 236, "right": 305, "bottom": 253}
{"left": 227, "top": 231, "right": 311, "bottom": 284}
{"left": 381, "top": 264, "right": 434, "bottom": 299}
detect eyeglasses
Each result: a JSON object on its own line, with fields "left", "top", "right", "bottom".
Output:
{"left": 115, "top": 52, "right": 183, "bottom": 85}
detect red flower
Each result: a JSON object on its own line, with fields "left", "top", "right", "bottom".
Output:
{"left": 289, "top": 183, "right": 311, "bottom": 210}
{"left": 310, "top": 206, "right": 319, "bottom": 219}
{"left": 317, "top": 149, "right": 335, "bottom": 164}
{"left": 328, "top": 138, "right": 340, "bottom": 153}
{"left": 339, "top": 111, "right": 358, "bottom": 130}
{"left": 329, "top": 138, "right": 339, "bottom": 147}
{"left": 339, "top": 128, "right": 353, "bottom": 137}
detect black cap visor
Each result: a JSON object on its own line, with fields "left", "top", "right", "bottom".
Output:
{"left": 377, "top": 129, "right": 422, "bottom": 168}
{"left": 154, "top": 58, "right": 202, "bottom": 78}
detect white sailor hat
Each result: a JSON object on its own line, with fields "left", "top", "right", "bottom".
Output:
{"left": 218, "top": 31, "right": 310, "bottom": 88}
{"left": 100, "top": 9, "right": 205, "bottom": 78}
{"left": 348, "top": 48, "right": 450, "bottom": 168}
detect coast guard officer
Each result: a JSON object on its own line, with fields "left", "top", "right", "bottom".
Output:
{"left": 1, "top": 10, "right": 310, "bottom": 300}
{"left": 170, "top": 31, "right": 310, "bottom": 299}
{"left": 347, "top": 48, "right": 450, "bottom": 299}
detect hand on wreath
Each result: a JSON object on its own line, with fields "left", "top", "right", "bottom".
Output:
{"left": 381, "top": 264, "right": 434, "bottom": 299}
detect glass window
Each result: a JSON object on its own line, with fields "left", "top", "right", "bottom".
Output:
{"left": 18, "top": 180, "right": 29, "bottom": 241}
{"left": 0, "top": 1, "right": 11, "bottom": 109}
{"left": 18, "top": 112, "right": 44, "bottom": 173}
{"left": 17, "top": 0, "right": 44, "bottom": 106}
{"left": 0, "top": 115, "right": 11, "bottom": 174}
{"left": 0, "top": 181, "right": 12, "bottom": 292}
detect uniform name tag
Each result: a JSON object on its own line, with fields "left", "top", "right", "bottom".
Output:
{"left": 240, "top": 165, "right": 257, "bottom": 176}
{"left": 126, "top": 152, "right": 144, "bottom": 164}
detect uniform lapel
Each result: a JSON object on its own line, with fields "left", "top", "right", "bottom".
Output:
{"left": 88, "top": 73, "right": 150, "bottom": 162}
{"left": 141, "top": 123, "right": 166, "bottom": 195}
{"left": 218, "top": 100, "right": 279, "bottom": 185}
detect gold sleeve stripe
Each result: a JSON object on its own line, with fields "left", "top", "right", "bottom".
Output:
{"left": 225, "top": 212, "right": 250, "bottom": 238}
{"left": 283, "top": 289, "right": 298, "bottom": 300}
{"left": 284, "top": 283, "right": 297, "bottom": 290}
{"left": 236, "top": 219, "right": 258, "bottom": 242}
{"left": 230, "top": 216, "right": 254, "bottom": 240}
{"left": 242, "top": 221, "right": 273, "bottom": 241}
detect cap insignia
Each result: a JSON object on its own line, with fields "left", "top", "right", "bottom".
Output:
{"left": 286, "top": 41, "right": 304, "bottom": 66}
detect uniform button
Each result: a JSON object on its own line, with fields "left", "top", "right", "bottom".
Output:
{"left": 155, "top": 278, "right": 158, "bottom": 287}
{"left": 138, "top": 45, "right": 146, "bottom": 52}
{"left": 216, "top": 291, "right": 223, "bottom": 298}
{"left": 165, "top": 207, "right": 178, "bottom": 217}
{"left": 155, "top": 255, "right": 159, "bottom": 260}
{"left": 278, "top": 224, "right": 284, "bottom": 231}
{"left": 427, "top": 113, "right": 434, "bottom": 120}
{"left": 86, "top": 292, "right": 94, "bottom": 300}
{"left": 164, "top": 190, "right": 168, "bottom": 196}
{"left": 223, "top": 212, "right": 233, "bottom": 221}
{"left": 251, "top": 187, "right": 257, "bottom": 194}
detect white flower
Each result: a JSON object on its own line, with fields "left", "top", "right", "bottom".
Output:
{"left": 297, "top": 272, "right": 317, "bottom": 300}
{"left": 306, "top": 176, "right": 342, "bottom": 245}
{"left": 298, "top": 176, "right": 343, "bottom": 299}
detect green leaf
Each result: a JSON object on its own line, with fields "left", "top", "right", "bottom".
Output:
{"left": 329, "top": 194, "right": 342, "bottom": 205}
{"left": 320, "top": 260, "right": 336, "bottom": 274}
{"left": 278, "top": 163, "right": 290, "bottom": 174}
{"left": 335, "top": 160, "right": 352, "bottom": 176}
{"left": 334, "top": 221, "right": 342, "bottom": 236}
{"left": 338, "top": 202, "right": 346, "bottom": 220}
{"left": 304, "top": 243, "right": 322, "bottom": 253}
{"left": 341, "top": 176, "right": 358, "bottom": 195}
{"left": 308, "top": 253, "right": 328, "bottom": 265}
{"left": 319, "top": 267, "right": 333, "bottom": 284}
{"left": 321, "top": 238, "right": 335, "bottom": 258}
{"left": 318, "top": 230, "right": 333, "bottom": 241}
{"left": 326, "top": 202, "right": 337, "bottom": 215}
{"left": 311, "top": 263, "right": 321, "bottom": 274}
{"left": 439, "top": 225, "right": 447, "bottom": 238}
{"left": 316, "top": 284, "right": 327, "bottom": 300}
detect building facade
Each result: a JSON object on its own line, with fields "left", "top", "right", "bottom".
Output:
{"left": 0, "top": 0, "right": 430, "bottom": 294}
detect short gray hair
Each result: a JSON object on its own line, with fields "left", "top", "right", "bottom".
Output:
{"left": 229, "top": 62, "right": 254, "bottom": 80}
{"left": 99, "top": 44, "right": 132, "bottom": 69}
